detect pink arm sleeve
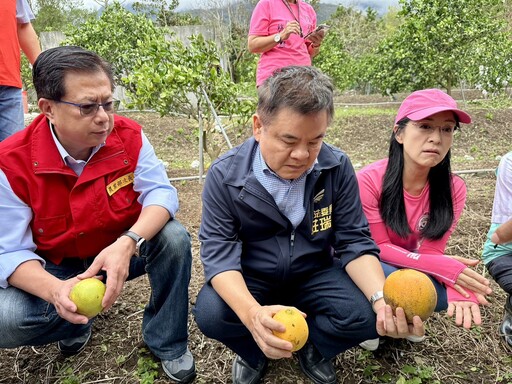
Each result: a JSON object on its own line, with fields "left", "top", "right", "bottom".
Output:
{"left": 446, "top": 286, "right": 479, "bottom": 304}
{"left": 371, "top": 223, "right": 466, "bottom": 287}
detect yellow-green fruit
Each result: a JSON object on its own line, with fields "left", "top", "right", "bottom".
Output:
{"left": 272, "top": 308, "right": 309, "bottom": 352}
{"left": 383, "top": 269, "right": 437, "bottom": 323}
{"left": 69, "top": 278, "right": 106, "bottom": 318}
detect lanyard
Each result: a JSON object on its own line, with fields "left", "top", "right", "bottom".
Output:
{"left": 281, "top": 0, "right": 303, "bottom": 37}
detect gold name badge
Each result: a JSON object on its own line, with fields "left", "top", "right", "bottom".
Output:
{"left": 107, "top": 172, "right": 134, "bottom": 196}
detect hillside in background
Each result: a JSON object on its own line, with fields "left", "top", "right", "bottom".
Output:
{"left": 115, "top": 1, "right": 365, "bottom": 24}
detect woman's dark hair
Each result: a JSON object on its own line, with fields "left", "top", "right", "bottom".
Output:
{"left": 379, "top": 117, "right": 460, "bottom": 240}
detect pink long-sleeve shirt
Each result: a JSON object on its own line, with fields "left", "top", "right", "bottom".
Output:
{"left": 357, "top": 159, "right": 478, "bottom": 304}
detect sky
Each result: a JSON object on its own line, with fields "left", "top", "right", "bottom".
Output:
{"left": 83, "top": 0, "right": 400, "bottom": 13}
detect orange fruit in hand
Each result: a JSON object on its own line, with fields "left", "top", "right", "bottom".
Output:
{"left": 383, "top": 269, "right": 437, "bottom": 323}
{"left": 272, "top": 307, "right": 309, "bottom": 352}
{"left": 69, "top": 278, "right": 106, "bottom": 318}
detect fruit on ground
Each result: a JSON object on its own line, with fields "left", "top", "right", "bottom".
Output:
{"left": 383, "top": 269, "right": 437, "bottom": 323}
{"left": 272, "top": 307, "right": 309, "bottom": 352}
{"left": 69, "top": 278, "right": 106, "bottom": 318}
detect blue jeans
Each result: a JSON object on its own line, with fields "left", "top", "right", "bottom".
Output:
{"left": 194, "top": 258, "right": 379, "bottom": 368}
{"left": 0, "top": 86, "right": 24, "bottom": 141}
{"left": 0, "top": 219, "right": 192, "bottom": 361}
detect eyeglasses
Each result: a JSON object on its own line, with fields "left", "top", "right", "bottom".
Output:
{"left": 55, "top": 99, "right": 119, "bottom": 117}
{"left": 411, "top": 121, "right": 457, "bottom": 135}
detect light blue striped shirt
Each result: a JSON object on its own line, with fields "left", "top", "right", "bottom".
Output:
{"left": 253, "top": 146, "right": 314, "bottom": 228}
{"left": 0, "top": 124, "right": 178, "bottom": 288}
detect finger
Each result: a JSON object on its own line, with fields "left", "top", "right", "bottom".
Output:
{"left": 463, "top": 305, "right": 472, "bottom": 329}
{"left": 384, "top": 305, "right": 397, "bottom": 335}
{"left": 376, "top": 316, "right": 387, "bottom": 336}
{"left": 77, "top": 261, "right": 103, "bottom": 279}
{"left": 455, "top": 304, "right": 463, "bottom": 326}
{"left": 411, "top": 316, "right": 425, "bottom": 336}
{"left": 461, "top": 270, "right": 491, "bottom": 287}
{"left": 102, "top": 276, "right": 121, "bottom": 310}
{"left": 471, "top": 305, "right": 482, "bottom": 326}
{"left": 475, "top": 293, "right": 489, "bottom": 306}
{"left": 394, "top": 307, "right": 410, "bottom": 335}
{"left": 453, "top": 283, "right": 470, "bottom": 298}
{"left": 458, "top": 275, "right": 492, "bottom": 296}
{"left": 447, "top": 303, "right": 455, "bottom": 317}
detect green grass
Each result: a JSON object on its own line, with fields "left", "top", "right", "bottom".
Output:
{"left": 335, "top": 106, "right": 396, "bottom": 118}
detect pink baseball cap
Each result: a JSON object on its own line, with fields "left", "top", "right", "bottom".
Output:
{"left": 395, "top": 89, "right": 471, "bottom": 124}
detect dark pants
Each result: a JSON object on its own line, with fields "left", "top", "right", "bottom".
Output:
{"left": 486, "top": 254, "right": 512, "bottom": 307}
{"left": 193, "top": 259, "right": 379, "bottom": 368}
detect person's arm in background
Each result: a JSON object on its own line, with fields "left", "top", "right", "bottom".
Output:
{"left": 492, "top": 219, "right": 512, "bottom": 244}
{"left": 247, "top": 0, "right": 301, "bottom": 54}
{"left": 17, "top": 0, "right": 41, "bottom": 64}
{"left": 17, "top": 23, "right": 41, "bottom": 64}
{"left": 483, "top": 151, "right": 512, "bottom": 264}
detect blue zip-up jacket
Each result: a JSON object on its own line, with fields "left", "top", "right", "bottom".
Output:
{"left": 199, "top": 137, "right": 380, "bottom": 283}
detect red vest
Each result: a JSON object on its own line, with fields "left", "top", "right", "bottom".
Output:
{"left": 0, "top": 114, "right": 143, "bottom": 264}
{"left": 0, "top": 0, "right": 22, "bottom": 88}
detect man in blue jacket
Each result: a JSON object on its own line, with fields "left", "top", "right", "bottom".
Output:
{"left": 194, "top": 66, "right": 424, "bottom": 384}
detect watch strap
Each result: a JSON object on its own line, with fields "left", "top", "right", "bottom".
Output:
{"left": 370, "top": 290, "right": 384, "bottom": 306}
{"left": 120, "top": 230, "right": 145, "bottom": 256}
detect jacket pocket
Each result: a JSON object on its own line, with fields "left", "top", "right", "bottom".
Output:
{"left": 33, "top": 215, "right": 67, "bottom": 237}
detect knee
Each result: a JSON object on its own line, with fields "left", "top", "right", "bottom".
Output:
{"left": 148, "top": 219, "right": 192, "bottom": 263}
{"left": 162, "top": 219, "right": 192, "bottom": 251}
{"left": 194, "top": 285, "right": 232, "bottom": 339}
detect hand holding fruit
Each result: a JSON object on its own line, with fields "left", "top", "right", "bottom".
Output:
{"left": 272, "top": 307, "right": 309, "bottom": 352}
{"left": 377, "top": 269, "right": 434, "bottom": 339}
{"left": 69, "top": 278, "right": 106, "bottom": 318}
{"left": 247, "top": 304, "right": 299, "bottom": 359}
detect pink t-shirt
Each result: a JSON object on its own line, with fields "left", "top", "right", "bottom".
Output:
{"left": 249, "top": 0, "right": 317, "bottom": 86}
{"left": 357, "top": 159, "right": 477, "bottom": 304}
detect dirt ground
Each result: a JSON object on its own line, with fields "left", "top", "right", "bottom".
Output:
{"left": 1, "top": 92, "right": 512, "bottom": 384}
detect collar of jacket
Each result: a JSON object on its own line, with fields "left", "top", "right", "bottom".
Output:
{"left": 222, "top": 137, "right": 343, "bottom": 187}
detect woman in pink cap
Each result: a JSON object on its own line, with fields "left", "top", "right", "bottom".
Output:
{"left": 356, "top": 89, "right": 493, "bottom": 351}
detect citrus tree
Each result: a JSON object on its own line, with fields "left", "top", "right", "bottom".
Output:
{"left": 366, "top": 0, "right": 512, "bottom": 95}
{"left": 125, "top": 34, "right": 254, "bottom": 165}
{"left": 64, "top": 2, "right": 254, "bottom": 169}
{"left": 315, "top": 6, "right": 388, "bottom": 91}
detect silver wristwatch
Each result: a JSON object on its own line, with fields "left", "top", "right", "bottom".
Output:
{"left": 370, "top": 290, "right": 384, "bottom": 307}
{"left": 273, "top": 33, "right": 281, "bottom": 43}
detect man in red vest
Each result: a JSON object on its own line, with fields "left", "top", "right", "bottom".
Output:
{"left": 0, "top": 0, "right": 41, "bottom": 140}
{"left": 0, "top": 46, "right": 196, "bottom": 384}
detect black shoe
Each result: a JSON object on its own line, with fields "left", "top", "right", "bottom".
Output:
{"left": 499, "top": 297, "right": 512, "bottom": 351}
{"left": 58, "top": 329, "right": 92, "bottom": 356}
{"left": 297, "top": 342, "right": 337, "bottom": 384}
{"left": 232, "top": 355, "right": 268, "bottom": 384}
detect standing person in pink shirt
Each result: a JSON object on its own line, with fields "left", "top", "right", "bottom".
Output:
{"left": 356, "top": 89, "right": 493, "bottom": 351}
{"left": 248, "top": 0, "right": 326, "bottom": 87}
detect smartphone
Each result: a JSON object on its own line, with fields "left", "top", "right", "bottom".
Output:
{"left": 304, "top": 24, "right": 330, "bottom": 39}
